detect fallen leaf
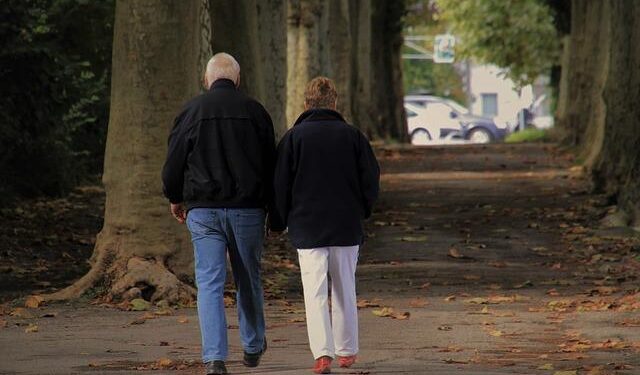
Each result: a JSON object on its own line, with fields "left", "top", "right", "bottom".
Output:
{"left": 438, "top": 325, "right": 453, "bottom": 331}
{"left": 448, "top": 248, "right": 473, "bottom": 260}
{"left": 25, "top": 323, "right": 38, "bottom": 333}
{"left": 177, "top": 316, "right": 189, "bottom": 324}
{"left": 398, "top": 235, "right": 428, "bottom": 242}
{"left": 553, "top": 371, "right": 577, "bottom": 375}
{"left": 372, "top": 307, "right": 410, "bottom": 320}
{"left": 154, "top": 309, "right": 173, "bottom": 316}
{"left": 9, "top": 307, "right": 33, "bottom": 319}
{"left": 130, "top": 312, "right": 156, "bottom": 325}
{"left": 129, "top": 298, "right": 151, "bottom": 311}
{"left": 488, "top": 329, "right": 503, "bottom": 337}
{"left": 465, "top": 295, "right": 529, "bottom": 305}
{"left": 438, "top": 346, "right": 463, "bottom": 352}
{"left": 513, "top": 280, "right": 533, "bottom": 289}
{"left": 157, "top": 358, "right": 173, "bottom": 368}
{"left": 394, "top": 312, "right": 410, "bottom": 320}
{"left": 443, "top": 358, "right": 468, "bottom": 364}
{"left": 409, "top": 298, "right": 428, "bottom": 308}
{"left": 357, "top": 300, "right": 380, "bottom": 309}
{"left": 24, "top": 295, "right": 45, "bottom": 309}
{"left": 466, "top": 297, "right": 488, "bottom": 304}
{"left": 372, "top": 307, "right": 394, "bottom": 317}
{"left": 444, "top": 295, "right": 457, "bottom": 302}
{"left": 224, "top": 295, "right": 235, "bottom": 307}
{"left": 538, "top": 363, "right": 554, "bottom": 370}
{"left": 469, "top": 306, "right": 492, "bottom": 315}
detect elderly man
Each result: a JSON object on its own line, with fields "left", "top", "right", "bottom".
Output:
{"left": 162, "top": 53, "right": 276, "bottom": 375}
{"left": 271, "top": 77, "right": 380, "bottom": 374}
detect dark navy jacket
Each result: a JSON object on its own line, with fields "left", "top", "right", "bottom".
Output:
{"left": 162, "top": 79, "right": 277, "bottom": 214}
{"left": 271, "top": 108, "right": 380, "bottom": 249}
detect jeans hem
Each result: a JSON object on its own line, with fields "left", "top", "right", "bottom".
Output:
{"left": 203, "top": 355, "right": 227, "bottom": 363}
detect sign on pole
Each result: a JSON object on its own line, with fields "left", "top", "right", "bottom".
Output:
{"left": 434, "top": 34, "right": 455, "bottom": 63}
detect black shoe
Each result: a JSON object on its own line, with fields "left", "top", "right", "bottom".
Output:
{"left": 205, "top": 360, "right": 227, "bottom": 375}
{"left": 243, "top": 337, "right": 268, "bottom": 367}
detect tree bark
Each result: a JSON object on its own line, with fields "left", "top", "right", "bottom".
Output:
{"left": 590, "top": 1, "right": 640, "bottom": 227}
{"left": 320, "top": 0, "right": 354, "bottom": 121}
{"left": 348, "top": 0, "right": 375, "bottom": 137}
{"left": 561, "top": 0, "right": 610, "bottom": 167}
{"left": 560, "top": 0, "right": 640, "bottom": 228}
{"left": 46, "top": 0, "right": 212, "bottom": 304}
{"left": 285, "top": 0, "right": 407, "bottom": 141}
{"left": 210, "top": 0, "right": 288, "bottom": 138}
{"left": 286, "top": 0, "right": 322, "bottom": 126}
{"left": 370, "top": 0, "right": 407, "bottom": 141}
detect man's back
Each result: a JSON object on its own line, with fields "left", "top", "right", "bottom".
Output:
{"left": 162, "top": 78, "right": 276, "bottom": 210}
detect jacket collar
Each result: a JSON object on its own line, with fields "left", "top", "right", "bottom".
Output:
{"left": 293, "top": 108, "right": 346, "bottom": 126}
{"left": 209, "top": 78, "right": 237, "bottom": 91}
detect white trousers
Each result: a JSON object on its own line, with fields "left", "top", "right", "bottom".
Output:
{"left": 297, "top": 246, "right": 359, "bottom": 359}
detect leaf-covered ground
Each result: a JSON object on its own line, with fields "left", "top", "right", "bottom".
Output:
{"left": 1, "top": 143, "right": 639, "bottom": 374}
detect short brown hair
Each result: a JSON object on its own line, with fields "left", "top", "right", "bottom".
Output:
{"left": 304, "top": 76, "right": 337, "bottom": 109}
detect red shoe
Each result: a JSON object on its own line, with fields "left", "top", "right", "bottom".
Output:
{"left": 313, "top": 356, "right": 332, "bottom": 374}
{"left": 337, "top": 355, "right": 357, "bottom": 368}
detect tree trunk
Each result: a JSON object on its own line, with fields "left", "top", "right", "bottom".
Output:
{"left": 285, "top": 0, "right": 407, "bottom": 141}
{"left": 590, "top": 0, "right": 640, "bottom": 227}
{"left": 320, "top": 0, "right": 354, "bottom": 121}
{"left": 370, "top": 0, "right": 407, "bottom": 141}
{"left": 286, "top": 0, "right": 323, "bottom": 126}
{"left": 210, "top": 0, "right": 288, "bottom": 138}
{"left": 46, "top": 0, "right": 212, "bottom": 304}
{"left": 560, "top": 0, "right": 640, "bottom": 228}
{"left": 349, "top": 0, "right": 375, "bottom": 137}
{"left": 561, "top": 0, "right": 610, "bottom": 167}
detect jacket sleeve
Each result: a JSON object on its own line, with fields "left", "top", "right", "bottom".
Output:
{"left": 271, "top": 131, "right": 294, "bottom": 231}
{"left": 161, "top": 112, "right": 191, "bottom": 204}
{"left": 357, "top": 131, "right": 380, "bottom": 219}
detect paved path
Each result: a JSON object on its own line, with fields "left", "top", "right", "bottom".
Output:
{"left": 2, "top": 144, "right": 639, "bottom": 375}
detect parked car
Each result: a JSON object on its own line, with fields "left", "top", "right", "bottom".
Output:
{"left": 405, "top": 103, "right": 459, "bottom": 144}
{"left": 404, "top": 95, "right": 508, "bottom": 145}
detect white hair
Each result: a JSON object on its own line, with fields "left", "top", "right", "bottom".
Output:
{"left": 205, "top": 53, "right": 240, "bottom": 86}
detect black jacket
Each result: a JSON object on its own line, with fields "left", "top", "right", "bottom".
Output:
{"left": 162, "top": 79, "right": 277, "bottom": 212}
{"left": 271, "top": 108, "right": 380, "bottom": 249}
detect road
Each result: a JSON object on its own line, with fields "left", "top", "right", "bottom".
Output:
{"left": 2, "top": 144, "right": 639, "bottom": 374}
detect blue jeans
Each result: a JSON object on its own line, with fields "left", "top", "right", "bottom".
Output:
{"left": 186, "top": 208, "right": 267, "bottom": 363}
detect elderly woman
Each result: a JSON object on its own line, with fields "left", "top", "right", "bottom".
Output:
{"left": 271, "top": 77, "right": 380, "bottom": 374}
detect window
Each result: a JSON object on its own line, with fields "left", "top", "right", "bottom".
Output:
{"left": 481, "top": 93, "right": 498, "bottom": 117}
{"left": 406, "top": 100, "right": 427, "bottom": 108}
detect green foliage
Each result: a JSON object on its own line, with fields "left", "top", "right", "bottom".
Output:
{"left": 403, "top": 2, "right": 466, "bottom": 103}
{"left": 437, "top": 0, "right": 560, "bottom": 87}
{"left": 505, "top": 128, "right": 550, "bottom": 143}
{"left": 403, "top": 59, "right": 466, "bottom": 104}
{"left": 0, "top": 0, "right": 114, "bottom": 200}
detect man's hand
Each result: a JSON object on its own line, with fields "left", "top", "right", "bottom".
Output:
{"left": 265, "top": 214, "right": 285, "bottom": 239}
{"left": 170, "top": 203, "right": 187, "bottom": 224}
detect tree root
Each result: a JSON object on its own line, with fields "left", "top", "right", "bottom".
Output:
{"left": 44, "top": 238, "right": 195, "bottom": 305}
{"left": 43, "top": 238, "right": 116, "bottom": 302}
{"left": 111, "top": 256, "right": 195, "bottom": 305}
